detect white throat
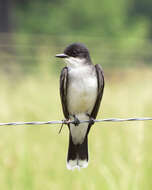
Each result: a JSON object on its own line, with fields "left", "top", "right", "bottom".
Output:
{"left": 64, "top": 57, "right": 86, "bottom": 68}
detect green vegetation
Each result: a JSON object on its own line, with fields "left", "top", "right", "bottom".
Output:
{"left": 16, "top": 0, "right": 151, "bottom": 39}
{"left": 0, "top": 64, "right": 152, "bottom": 189}
{"left": 0, "top": 0, "right": 152, "bottom": 188}
{"left": 12, "top": 0, "right": 152, "bottom": 68}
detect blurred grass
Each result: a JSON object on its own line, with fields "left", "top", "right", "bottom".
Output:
{"left": 0, "top": 60, "right": 152, "bottom": 189}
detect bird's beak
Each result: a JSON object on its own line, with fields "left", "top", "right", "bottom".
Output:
{"left": 55, "top": 53, "right": 68, "bottom": 58}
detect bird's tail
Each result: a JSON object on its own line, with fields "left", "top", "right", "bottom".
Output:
{"left": 67, "top": 134, "right": 88, "bottom": 170}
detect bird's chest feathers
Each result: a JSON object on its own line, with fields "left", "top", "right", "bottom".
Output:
{"left": 67, "top": 66, "right": 97, "bottom": 114}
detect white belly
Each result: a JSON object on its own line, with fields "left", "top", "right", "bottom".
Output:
{"left": 67, "top": 66, "right": 97, "bottom": 115}
{"left": 67, "top": 65, "right": 98, "bottom": 144}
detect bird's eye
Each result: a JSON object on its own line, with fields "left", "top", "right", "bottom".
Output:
{"left": 72, "top": 50, "right": 77, "bottom": 57}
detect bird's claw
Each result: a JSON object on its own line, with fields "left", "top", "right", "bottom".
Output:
{"left": 72, "top": 115, "right": 80, "bottom": 126}
{"left": 89, "top": 117, "right": 95, "bottom": 125}
{"left": 87, "top": 114, "right": 95, "bottom": 125}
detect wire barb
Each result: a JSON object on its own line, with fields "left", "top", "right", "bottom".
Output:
{"left": 58, "top": 119, "right": 69, "bottom": 134}
{"left": 0, "top": 117, "right": 152, "bottom": 127}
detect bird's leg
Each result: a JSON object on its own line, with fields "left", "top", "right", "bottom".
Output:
{"left": 86, "top": 114, "right": 95, "bottom": 125}
{"left": 72, "top": 115, "right": 80, "bottom": 126}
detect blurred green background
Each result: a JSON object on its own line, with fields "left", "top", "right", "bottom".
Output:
{"left": 0, "top": 0, "right": 152, "bottom": 189}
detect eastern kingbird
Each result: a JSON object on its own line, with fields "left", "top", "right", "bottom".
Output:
{"left": 56, "top": 43, "right": 104, "bottom": 170}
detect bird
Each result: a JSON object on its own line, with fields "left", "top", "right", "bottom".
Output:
{"left": 55, "top": 43, "right": 104, "bottom": 170}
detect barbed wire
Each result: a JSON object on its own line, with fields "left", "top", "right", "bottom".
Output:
{"left": 0, "top": 117, "right": 152, "bottom": 127}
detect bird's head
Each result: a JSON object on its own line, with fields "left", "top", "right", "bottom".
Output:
{"left": 55, "top": 43, "right": 91, "bottom": 68}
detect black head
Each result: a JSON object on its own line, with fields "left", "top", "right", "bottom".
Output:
{"left": 64, "top": 43, "right": 90, "bottom": 59}
{"left": 56, "top": 43, "right": 91, "bottom": 62}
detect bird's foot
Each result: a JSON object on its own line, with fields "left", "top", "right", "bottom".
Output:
{"left": 87, "top": 114, "right": 95, "bottom": 125}
{"left": 72, "top": 115, "right": 80, "bottom": 126}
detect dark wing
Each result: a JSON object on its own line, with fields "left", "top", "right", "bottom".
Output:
{"left": 91, "top": 64, "right": 104, "bottom": 119}
{"left": 87, "top": 64, "right": 104, "bottom": 135}
{"left": 60, "top": 67, "right": 69, "bottom": 120}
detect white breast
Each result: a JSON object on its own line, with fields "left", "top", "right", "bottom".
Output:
{"left": 67, "top": 65, "right": 97, "bottom": 144}
{"left": 67, "top": 65, "right": 97, "bottom": 115}
{"left": 63, "top": 59, "right": 98, "bottom": 144}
